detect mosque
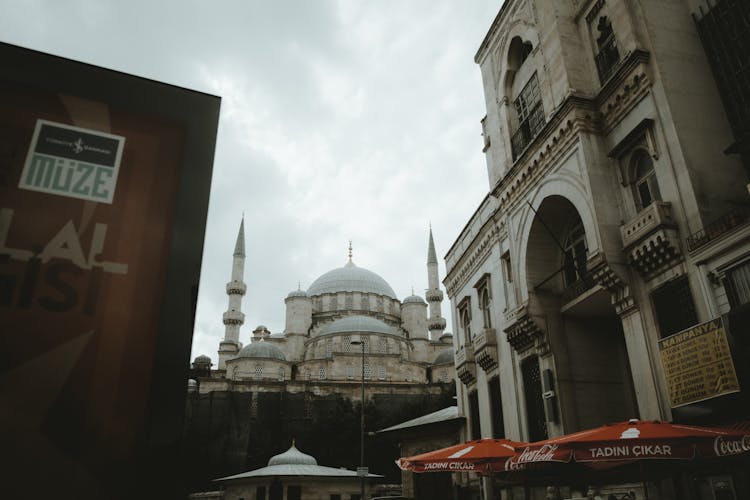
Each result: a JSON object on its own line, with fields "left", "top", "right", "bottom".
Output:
{"left": 185, "top": 219, "right": 456, "bottom": 488}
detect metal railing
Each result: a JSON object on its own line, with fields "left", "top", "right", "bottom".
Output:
{"left": 686, "top": 207, "right": 750, "bottom": 252}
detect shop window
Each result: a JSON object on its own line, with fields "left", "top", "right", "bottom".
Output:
{"left": 652, "top": 276, "right": 699, "bottom": 338}
{"left": 521, "top": 356, "right": 548, "bottom": 441}
{"left": 594, "top": 16, "right": 620, "bottom": 83}
{"left": 632, "top": 150, "right": 661, "bottom": 211}
{"left": 563, "top": 217, "right": 588, "bottom": 287}
{"left": 725, "top": 260, "right": 750, "bottom": 308}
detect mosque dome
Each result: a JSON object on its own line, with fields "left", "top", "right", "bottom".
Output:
{"left": 319, "top": 315, "right": 396, "bottom": 336}
{"left": 268, "top": 444, "right": 318, "bottom": 466}
{"left": 237, "top": 341, "right": 287, "bottom": 361}
{"left": 307, "top": 261, "right": 396, "bottom": 299}
{"left": 402, "top": 294, "right": 426, "bottom": 305}
{"left": 433, "top": 349, "right": 455, "bottom": 365}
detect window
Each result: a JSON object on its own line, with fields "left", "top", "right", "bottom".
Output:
{"left": 652, "top": 276, "right": 699, "bottom": 338}
{"left": 379, "top": 337, "right": 387, "bottom": 354}
{"left": 378, "top": 365, "right": 386, "bottom": 380}
{"left": 287, "top": 485, "right": 301, "bottom": 500}
{"left": 346, "top": 364, "right": 354, "bottom": 380}
{"left": 364, "top": 361, "right": 372, "bottom": 379}
{"left": 511, "top": 73, "right": 545, "bottom": 159}
{"left": 344, "top": 335, "right": 351, "bottom": 352}
{"left": 563, "top": 217, "right": 588, "bottom": 287}
{"left": 632, "top": 150, "right": 661, "bottom": 211}
{"left": 480, "top": 286, "right": 492, "bottom": 329}
{"left": 725, "top": 260, "right": 750, "bottom": 308}
{"left": 461, "top": 307, "right": 472, "bottom": 341}
{"left": 362, "top": 336, "right": 369, "bottom": 353}
{"left": 594, "top": 16, "right": 620, "bottom": 82}
{"left": 502, "top": 251, "right": 514, "bottom": 310}
{"left": 489, "top": 377, "right": 505, "bottom": 439}
{"left": 319, "top": 367, "right": 326, "bottom": 380}
{"left": 468, "top": 390, "right": 481, "bottom": 440}
{"left": 326, "top": 338, "right": 333, "bottom": 357}
{"left": 254, "top": 364, "right": 263, "bottom": 380}
{"left": 278, "top": 367, "right": 285, "bottom": 381}
{"left": 305, "top": 368, "right": 312, "bottom": 381}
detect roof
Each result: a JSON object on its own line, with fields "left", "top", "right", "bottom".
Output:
{"left": 377, "top": 406, "right": 462, "bottom": 433}
{"left": 433, "top": 349, "right": 454, "bottom": 365}
{"left": 318, "top": 315, "right": 396, "bottom": 336}
{"left": 233, "top": 218, "right": 245, "bottom": 257}
{"left": 268, "top": 445, "right": 317, "bottom": 466}
{"left": 215, "top": 464, "right": 382, "bottom": 481}
{"left": 402, "top": 294, "right": 426, "bottom": 305}
{"left": 236, "top": 341, "right": 286, "bottom": 361}
{"left": 307, "top": 261, "right": 396, "bottom": 298}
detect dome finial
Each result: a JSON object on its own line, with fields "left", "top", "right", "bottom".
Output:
{"left": 292, "top": 437, "right": 296, "bottom": 447}
{"left": 411, "top": 285, "right": 414, "bottom": 295}
{"left": 348, "top": 240, "right": 353, "bottom": 260}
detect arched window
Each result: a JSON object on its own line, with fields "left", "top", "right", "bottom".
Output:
{"left": 563, "top": 217, "right": 588, "bottom": 287}
{"left": 632, "top": 150, "right": 661, "bottom": 211}
{"left": 461, "top": 308, "right": 472, "bottom": 340}
{"left": 480, "top": 287, "right": 492, "bottom": 329}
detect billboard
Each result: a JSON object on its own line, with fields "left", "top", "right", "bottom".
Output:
{"left": 659, "top": 317, "right": 741, "bottom": 408}
{"left": 0, "top": 42, "right": 220, "bottom": 498}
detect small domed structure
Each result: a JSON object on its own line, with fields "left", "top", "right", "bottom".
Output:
{"left": 267, "top": 443, "right": 318, "bottom": 466}
{"left": 433, "top": 350, "right": 454, "bottom": 365}
{"left": 319, "top": 315, "right": 396, "bottom": 336}
{"left": 402, "top": 294, "right": 426, "bottom": 305}
{"left": 286, "top": 289, "right": 308, "bottom": 298}
{"left": 237, "top": 341, "right": 287, "bottom": 361}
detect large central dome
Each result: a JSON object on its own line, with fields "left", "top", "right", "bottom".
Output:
{"left": 307, "top": 261, "right": 396, "bottom": 298}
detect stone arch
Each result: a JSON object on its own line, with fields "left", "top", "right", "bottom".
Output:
{"left": 515, "top": 178, "right": 599, "bottom": 302}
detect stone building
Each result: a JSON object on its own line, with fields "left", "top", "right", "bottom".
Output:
{"left": 444, "top": 0, "right": 750, "bottom": 498}
{"left": 185, "top": 221, "right": 456, "bottom": 492}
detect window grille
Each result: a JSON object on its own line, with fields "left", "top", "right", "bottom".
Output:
{"left": 362, "top": 336, "right": 370, "bottom": 353}
{"left": 511, "top": 73, "right": 545, "bottom": 160}
{"left": 319, "top": 367, "right": 326, "bottom": 380}
{"left": 563, "top": 218, "right": 588, "bottom": 288}
{"left": 344, "top": 336, "right": 351, "bottom": 352}
{"left": 379, "top": 338, "right": 387, "bottom": 354}
{"left": 326, "top": 338, "right": 333, "bottom": 357}
{"left": 254, "top": 364, "right": 262, "bottom": 380}
{"left": 364, "top": 361, "right": 372, "bottom": 379}
{"left": 632, "top": 151, "right": 661, "bottom": 211}
{"left": 378, "top": 365, "right": 386, "bottom": 380}
{"left": 521, "top": 356, "right": 548, "bottom": 441}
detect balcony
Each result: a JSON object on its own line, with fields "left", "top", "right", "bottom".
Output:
{"left": 455, "top": 344, "right": 476, "bottom": 386}
{"left": 222, "top": 310, "right": 245, "bottom": 325}
{"left": 472, "top": 328, "right": 498, "bottom": 372}
{"left": 620, "top": 202, "right": 681, "bottom": 278}
{"left": 226, "top": 280, "right": 247, "bottom": 295}
{"left": 686, "top": 207, "right": 750, "bottom": 252}
{"left": 504, "top": 305, "right": 545, "bottom": 354}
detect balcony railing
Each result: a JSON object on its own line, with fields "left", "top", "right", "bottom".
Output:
{"left": 686, "top": 207, "right": 750, "bottom": 252}
{"left": 511, "top": 101, "right": 545, "bottom": 160}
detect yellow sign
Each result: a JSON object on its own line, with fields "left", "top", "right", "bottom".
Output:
{"left": 658, "top": 318, "right": 740, "bottom": 408}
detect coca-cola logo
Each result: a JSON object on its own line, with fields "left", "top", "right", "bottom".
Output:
{"left": 713, "top": 435, "right": 750, "bottom": 456}
{"left": 516, "top": 444, "right": 559, "bottom": 463}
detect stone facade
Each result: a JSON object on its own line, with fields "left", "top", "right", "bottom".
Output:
{"left": 445, "top": 0, "right": 750, "bottom": 498}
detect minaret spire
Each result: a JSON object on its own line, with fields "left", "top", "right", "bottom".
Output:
{"left": 425, "top": 226, "right": 446, "bottom": 340}
{"left": 218, "top": 217, "right": 247, "bottom": 369}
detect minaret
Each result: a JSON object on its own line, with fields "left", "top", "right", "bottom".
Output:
{"left": 426, "top": 226, "right": 446, "bottom": 340}
{"left": 218, "top": 217, "right": 247, "bottom": 369}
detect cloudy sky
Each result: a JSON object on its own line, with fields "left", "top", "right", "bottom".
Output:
{"left": 1, "top": 0, "right": 500, "bottom": 360}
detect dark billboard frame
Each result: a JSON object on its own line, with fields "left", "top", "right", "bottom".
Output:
{"left": 0, "top": 41, "right": 220, "bottom": 497}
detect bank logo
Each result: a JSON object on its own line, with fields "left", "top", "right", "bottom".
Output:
{"left": 19, "top": 120, "right": 125, "bottom": 204}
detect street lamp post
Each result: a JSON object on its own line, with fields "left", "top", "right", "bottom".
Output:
{"left": 351, "top": 335, "right": 366, "bottom": 500}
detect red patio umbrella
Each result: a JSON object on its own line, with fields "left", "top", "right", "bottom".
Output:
{"left": 501, "top": 419, "right": 750, "bottom": 471}
{"left": 397, "top": 438, "right": 528, "bottom": 473}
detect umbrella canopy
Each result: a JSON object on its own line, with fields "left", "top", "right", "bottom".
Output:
{"left": 397, "top": 438, "right": 528, "bottom": 473}
{"left": 504, "top": 419, "right": 750, "bottom": 470}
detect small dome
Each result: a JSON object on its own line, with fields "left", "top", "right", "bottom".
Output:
{"left": 237, "top": 341, "right": 287, "bottom": 361}
{"left": 268, "top": 444, "right": 318, "bottom": 466}
{"left": 194, "top": 354, "right": 211, "bottom": 363}
{"left": 319, "top": 315, "right": 396, "bottom": 336}
{"left": 433, "top": 349, "right": 454, "bottom": 365}
{"left": 402, "top": 295, "right": 426, "bottom": 305}
{"left": 287, "top": 289, "right": 308, "bottom": 298}
{"left": 307, "top": 262, "right": 396, "bottom": 298}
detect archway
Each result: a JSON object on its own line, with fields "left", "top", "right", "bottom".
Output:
{"left": 524, "top": 195, "right": 638, "bottom": 433}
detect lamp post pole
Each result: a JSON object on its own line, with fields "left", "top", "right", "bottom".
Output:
{"left": 351, "top": 336, "right": 366, "bottom": 500}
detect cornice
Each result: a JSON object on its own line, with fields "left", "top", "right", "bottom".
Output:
{"left": 444, "top": 220, "right": 504, "bottom": 298}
